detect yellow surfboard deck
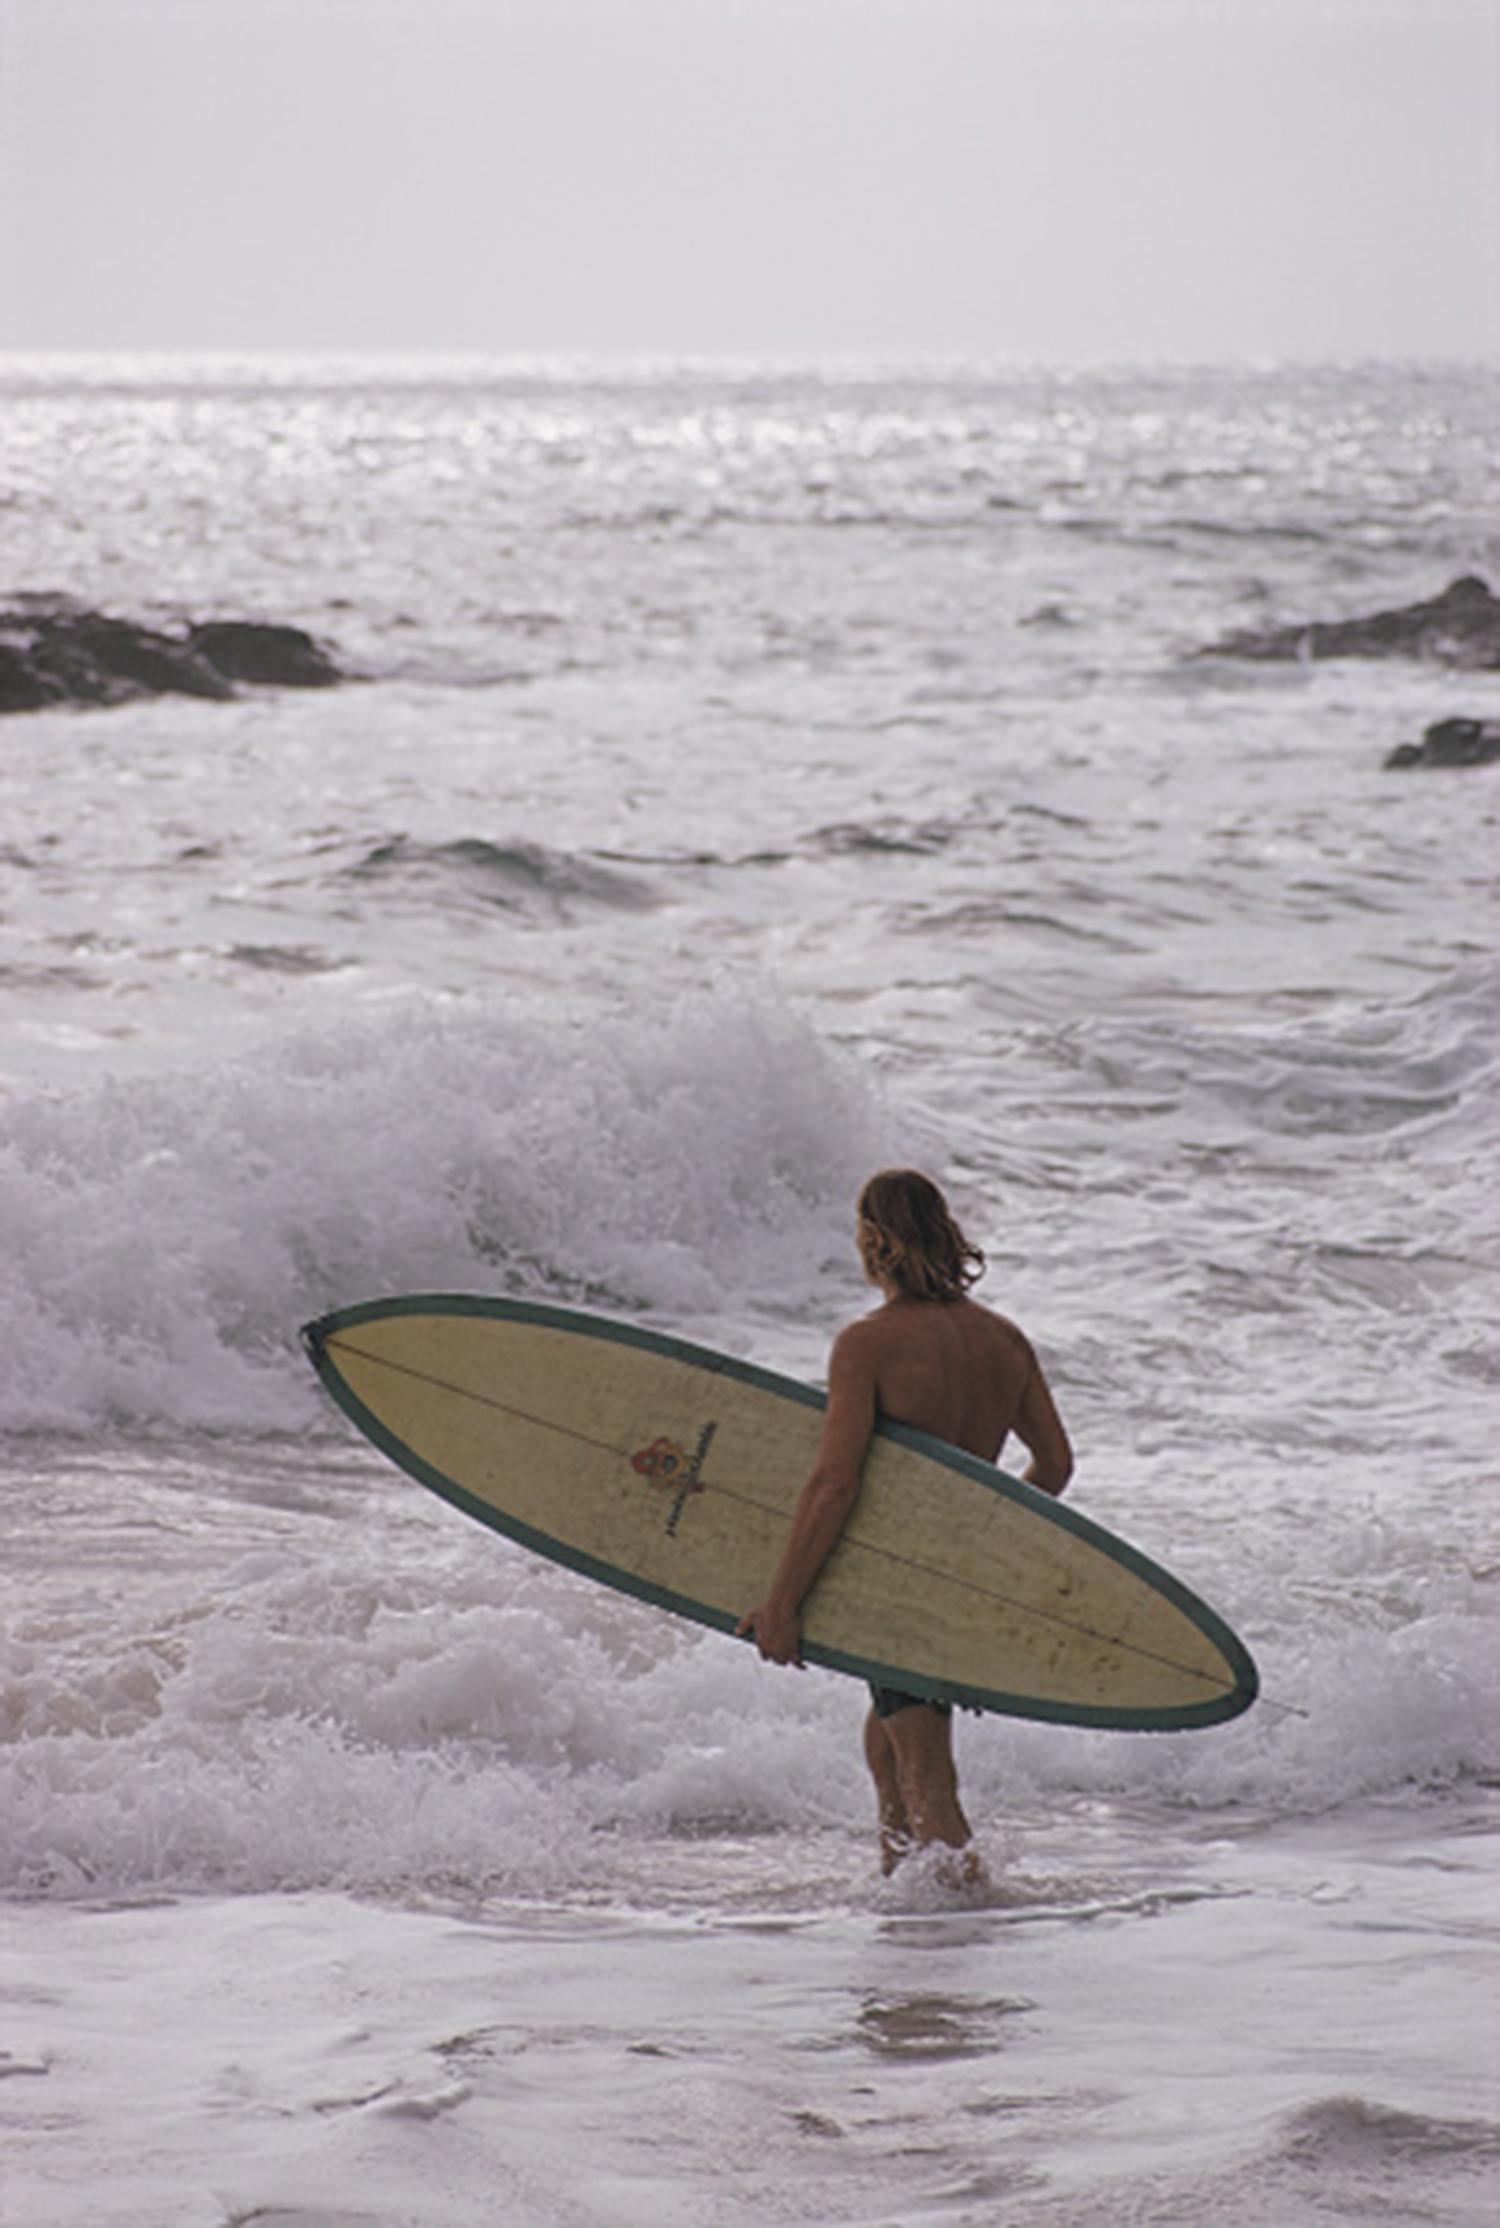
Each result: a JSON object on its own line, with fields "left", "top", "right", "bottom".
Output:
{"left": 304, "top": 1296, "right": 1257, "bottom": 1730}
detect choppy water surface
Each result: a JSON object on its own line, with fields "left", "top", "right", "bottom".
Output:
{"left": 1, "top": 357, "right": 1497, "bottom": 2226}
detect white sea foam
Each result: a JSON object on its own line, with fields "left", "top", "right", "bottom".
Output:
{"left": 2, "top": 1437, "right": 1493, "bottom": 1906}
{"left": 0, "top": 991, "right": 892, "bottom": 1432}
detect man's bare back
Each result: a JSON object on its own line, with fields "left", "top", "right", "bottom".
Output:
{"left": 839, "top": 1294, "right": 1070, "bottom": 1486}
{"left": 738, "top": 1290, "right": 1073, "bottom": 1672}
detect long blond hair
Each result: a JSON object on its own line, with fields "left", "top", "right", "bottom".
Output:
{"left": 857, "top": 1168, "right": 984, "bottom": 1302}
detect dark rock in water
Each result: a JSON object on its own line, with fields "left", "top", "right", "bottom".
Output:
{"left": 0, "top": 641, "right": 67, "bottom": 713}
{"left": 1200, "top": 576, "right": 1500, "bottom": 670}
{"left": 46, "top": 613, "right": 234, "bottom": 703}
{"left": 188, "top": 620, "right": 341, "bottom": 689}
{"left": 1385, "top": 717, "right": 1500, "bottom": 770}
{"left": 0, "top": 606, "right": 343, "bottom": 713}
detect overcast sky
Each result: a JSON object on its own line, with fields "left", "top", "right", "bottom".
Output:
{"left": 2, "top": 0, "right": 1495, "bottom": 360}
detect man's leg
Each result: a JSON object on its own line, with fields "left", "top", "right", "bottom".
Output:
{"left": 863, "top": 1707, "right": 913, "bottom": 1875}
{"left": 882, "top": 1702, "right": 979, "bottom": 1876}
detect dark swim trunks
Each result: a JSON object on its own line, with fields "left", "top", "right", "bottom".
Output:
{"left": 867, "top": 1682, "right": 951, "bottom": 1720}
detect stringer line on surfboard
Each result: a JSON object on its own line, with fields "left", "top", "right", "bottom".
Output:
{"left": 320, "top": 1328, "right": 1238, "bottom": 1701}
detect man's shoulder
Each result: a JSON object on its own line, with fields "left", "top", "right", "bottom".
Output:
{"left": 967, "top": 1300, "right": 1032, "bottom": 1349}
{"left": 832, "top": 1306, "right": 918, "bottom": 1369}
{"left": 945, "top": 1299, "right": 1038, "bottom": 1372}
{"left": 832, "top": 1309, "right": 887, "bottom": 1358}
{"left": 839, "top": 1298, "right": 1028, "bottom": 1349}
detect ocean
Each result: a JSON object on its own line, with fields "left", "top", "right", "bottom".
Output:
{"left": 1, "top": 355, "right": 1496, "bottom": 2226}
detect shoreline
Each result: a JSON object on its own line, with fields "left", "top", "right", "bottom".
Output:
{"left": 5, "top": 1795, "right": 1494, "bottom": 2227}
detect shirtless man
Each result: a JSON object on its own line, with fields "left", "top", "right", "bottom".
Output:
{"left": 737, "top": 1168, "right": 1073, "bottom": 1875}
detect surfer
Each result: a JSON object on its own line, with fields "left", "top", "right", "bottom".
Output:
{"left": 737, "top": 1168, "right": 1073, "bottom": 1877}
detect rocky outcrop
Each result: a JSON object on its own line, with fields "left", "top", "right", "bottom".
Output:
{"left": 0, "top": 604, "right": 343, "bottom": 714}
{"left": 185, "top": 621, "right": 341, "bottom": 690}
{"left": 1199, "top": 576, "right": 1500, "bottom": 670}
{"left": 1385, "top": 717, "right": 1500, "bottom": 770}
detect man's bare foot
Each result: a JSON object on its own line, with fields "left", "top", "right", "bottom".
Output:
{"left": 933, "top": 1843, "right": 989, "bottom": 1892}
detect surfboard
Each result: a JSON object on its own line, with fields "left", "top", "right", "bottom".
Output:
{"left": 302, "top": 1294, "right": 1258, "bottom": 1731}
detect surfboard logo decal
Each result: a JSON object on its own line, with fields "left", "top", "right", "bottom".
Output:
{"left": 632, "top": 1436, "right": 689, "bottom": 1483}
{"left": 631, "top": 1423, "right": 718, "bottom": 1536}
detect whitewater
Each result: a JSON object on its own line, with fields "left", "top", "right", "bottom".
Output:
{"left": 1, "top": 356, "right": 1496, "bottom": 2226}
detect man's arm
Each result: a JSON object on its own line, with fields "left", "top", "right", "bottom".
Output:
{"left": 1014, "top": 1348, "right": 1073, "bottom": 1496}
{"left": 736, "top": 1326, "right": 876, "bottom": 1667}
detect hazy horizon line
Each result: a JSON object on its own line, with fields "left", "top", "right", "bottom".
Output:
{"left": 2, "top": 346, "right": 1495, "bottom": 378}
